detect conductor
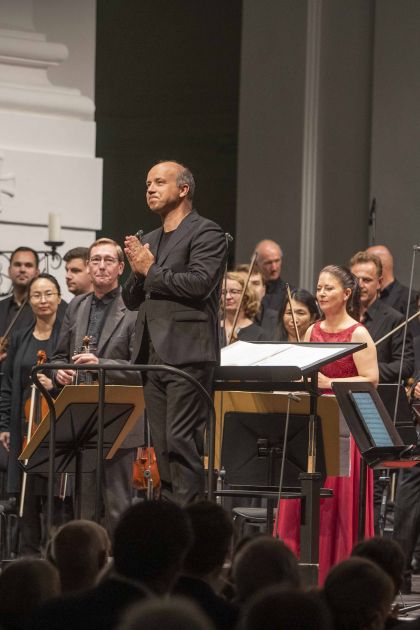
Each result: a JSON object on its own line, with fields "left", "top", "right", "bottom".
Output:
{"left": 122, "top": 161, "right": 226, "bottom": 505}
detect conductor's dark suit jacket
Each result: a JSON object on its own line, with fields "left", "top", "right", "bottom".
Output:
{"left": 52, "top": 287, "right": 142, "bottom": 447}
{"left": 122, "top": 210, "right": 226, "bottom": 366}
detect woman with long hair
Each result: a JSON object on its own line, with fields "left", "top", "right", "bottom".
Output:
{"left": 276, "top": 265, "right": 378, "bottom": 583}
{"left": 0, "top": 273, "right": 67, "bottom": 555}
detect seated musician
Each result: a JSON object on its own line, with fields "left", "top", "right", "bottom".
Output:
{"left": 220, "top": 271, "right": 269, "bottom": 345}
{"left": 0, "top": 273, "right": 67, "bottom": 555}
{"left": 275, "top": 288, "right": 319, "bottom": 342}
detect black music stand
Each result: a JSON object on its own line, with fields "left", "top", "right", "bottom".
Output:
{"left": 19, "top": 385, "right": 144, "bottom": 519}
{"left": 332, "top": 382, "right": 420, "bottom": 539}
{"left": 221, "top": 411, "right": 326, "bottom": 488}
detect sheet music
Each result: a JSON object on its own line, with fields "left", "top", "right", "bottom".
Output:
{"left": 221, "top": 341, "right": 353, "bottom": 370}
{"left": 220, "top": 341, "right": 291, "bottom": 366}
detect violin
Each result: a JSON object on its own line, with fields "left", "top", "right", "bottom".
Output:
{"left": 19, "top": 349, "right": 49, "bottom": 517}
{"left": 74, "top": 335, "right": 94, "bottom": 385}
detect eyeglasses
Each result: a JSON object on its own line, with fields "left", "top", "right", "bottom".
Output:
{"left": 30, "top": 291, "right": 59, "bottom": 302}
{"left": 89, "top": 256, "right": 119, "bottom": 266}
{"left": 221, "top": 288, "right": 242, "bottom": 296}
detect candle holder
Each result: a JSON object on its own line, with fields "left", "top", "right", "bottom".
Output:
{"left": 43, "top": 241, "right": 64, "bottom": 272}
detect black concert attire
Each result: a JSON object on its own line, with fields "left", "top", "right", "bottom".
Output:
{"left": 52, "top": 287, "right": 142, "bottom": 534}
{"left": 261, "top": 277, "right": 288, "bottom": 313}
{"left": 362, "top": 299, "right": 414, "bottom": 383}
{"left": 379, "top": 278, "right": 419, "bottom": 319}
{"left": 122, "top": 210, "right": 226, "bottom": 506}
{"left": 0, "top": 314, "right": 67, "bottom": 554}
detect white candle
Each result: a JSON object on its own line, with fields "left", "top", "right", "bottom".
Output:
{"left": 48, "top": 212, "right": 61, "bottom": 242}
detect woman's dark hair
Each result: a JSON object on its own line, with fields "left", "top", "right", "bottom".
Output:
{"left": 28, "top": 273, "right": 61, "bottom": 296}
{"left": 276, "top": 288, "right": 320, "bottom": 341}
{"left": 319, "top": 265, "right": 361, "bottom": 321}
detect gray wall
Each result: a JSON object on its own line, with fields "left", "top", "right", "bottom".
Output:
{"left": 235, "top": 0, "right": 307, "bottom": 285}
{"left": 236, "top": 0, "right": 420, "bottom": 290}
{"left": 370, "top": 0, "right": 420, "bottom": 283}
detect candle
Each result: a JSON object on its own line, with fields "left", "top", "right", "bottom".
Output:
{"left": 48, "top": 213, "right": 61, "bottom": 242}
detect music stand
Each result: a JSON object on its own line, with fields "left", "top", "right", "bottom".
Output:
{"left": 332, "top": 382, "right": 420, "bottom": 539}
{"left": 221, "top": 411, "right": 326, "bottom": 489}
{"left": 19, "top": 385, "right": 144, "bottom": 518}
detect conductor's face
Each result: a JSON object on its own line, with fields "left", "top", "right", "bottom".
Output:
{"left": 146, "top": 162, "right": 185, "bottom": 214}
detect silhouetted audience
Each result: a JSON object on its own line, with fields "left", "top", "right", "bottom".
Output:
{"left": 351, "top": 537, "right": 405, "bottom": 598}
{"left": 351, "top": 537, "right": 406, "bottom": 628}
{"left": 232, "top": 536, "right": 300, "bottom": 604}
{"left": 174, "top": 502, "right": 238, "bottom": 629}
{"left": 117, "top": 597, "right": 214, "bottom": 630}
{"left": 241, "top": 586, "right": 333, "bottom": 630}
{"left": 48, "top": 519, "right": 111, "bottom": 593}
{"left": 323, "top": 557, "right": 394, "bottom": 630}
{"left": 0, "top": 558, "right": 60, "bottom": 630}
{"left": 31, "top": 501, "right": 193, "bottom": 630}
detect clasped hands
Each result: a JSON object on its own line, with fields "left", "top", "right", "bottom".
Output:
{"left": 124, "top": 235, "right": 155, "bottom": 277}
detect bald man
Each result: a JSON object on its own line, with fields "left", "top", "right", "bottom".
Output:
{"left": 366, "top": 245, "right": 418, "bottom": 317}
{"left": 255, "top": 240, "right": 288, "bottom": 315}
{"left": 123, "top": 161, "right": 226, "bottom": 506}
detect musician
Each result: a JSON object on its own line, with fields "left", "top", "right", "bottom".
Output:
{"left": 276, "top": 265, "right": 378, "bottom": 584}
{"left": 122, "top": 160, "right": 226, "bottom": 506}
{"left": 220, "top": 271, "right": 269, "bottom": 344}
{"left": 366, "top": 244, "right": 419, "bottom": 318}
{"left": 0, "top": 247, "right": 40, "bottom": 363}
{"left": 254, "top": 239, "right": 288, "bottom": 314}
{"left": 275, "top": 288, "right": 319, "bottom": 342}
{"left": 63, "top": 247, "right": 93, "bottom": 296}
{"left": 350, "top": 251, "right": 414, "bottom": 383}
{"left": 234, "top": 263, "right": 278, "bottom": 337}
{"left": 0, "top": 273, "right": 66, "bottom": 554}
{"left": 53, "top": 238, "right": 142, "bottom": 534}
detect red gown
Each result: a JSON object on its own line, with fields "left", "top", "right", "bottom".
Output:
{"left": 274, "top": 321, "right": 374, "bottom": 584}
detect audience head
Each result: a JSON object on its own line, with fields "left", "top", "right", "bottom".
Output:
{"left": 9, "top": 246, "right": 39, "bottom": 293}
{"left": 232, "top": 536, "right": 300, "bottom": 602}
{"left": 28, "top": 273, "right": 62, "bottom": 320}
{"left": 351, "top": 536, "right": 405, "bottom": 597}
{"left": 278, "top": 288, "right": 319, "bottom": 341}
{"left": 242, "top": 586, "right": 333, "bottom": 630}
{"left": 366, "top": 245, "right": 394, "bottom": 286}
{"left": 64, "top": 246, "right": 93, "bottom": 296}
{"left": 49, "top": 519, "right": 111, "bottom": 593}
{"left": 113, "top": 500, "right": 193, "bottom": 594}
{"left": 350, "top": 251, "right": 383, "bottom": 311}
{"left": 0, "top": 558, "right": 60, "bottom": 622}
{"left": 255, "top": 240, "right": 283, "bottom": 282}
{"left": 235, "top": 264, "right": 266, "bottom": 302}
{"left": 317, "top": 265, "right": 361, "bottom": 321}
{"left": 182, "top": 501, "right": 233, "bottom": 578}
{"left": 117, "top": 597, "right": 213, "bottom": 630}
{"left": 222, "top": 271, "right": 260, "bottom": 320}
{"left": 323, "top": 557, "right": 394, "bottom": 630}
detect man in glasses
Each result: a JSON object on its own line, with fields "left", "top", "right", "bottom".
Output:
{"left": 123, "top": 160, "right": 226, "bottom": 506}
{"left": 53, "top": 238, "right": 142, "bottom": 534}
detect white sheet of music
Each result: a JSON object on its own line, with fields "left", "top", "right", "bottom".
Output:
{"left": 221, "top": 341, "right": 351, "bottom": 369}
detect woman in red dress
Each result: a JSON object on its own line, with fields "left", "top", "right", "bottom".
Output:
{"left": 276, "top": 265, "right": 378, "bottom": 584}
